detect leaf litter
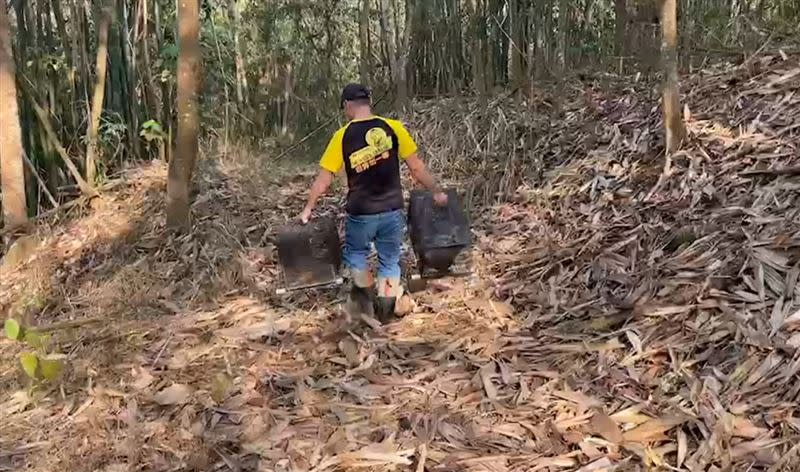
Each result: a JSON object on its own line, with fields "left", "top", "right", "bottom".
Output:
{"left": 2, "top": 54, "right": 800, "bottom": 471}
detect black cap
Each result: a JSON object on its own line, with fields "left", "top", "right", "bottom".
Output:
{"left": 341, "top": 83, "right": 371, "bottom": 108}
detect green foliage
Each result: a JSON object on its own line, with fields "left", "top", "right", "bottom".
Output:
{"left": 4, "top": 318, "right": 64, "bottom": 384}
{"left": 4, "top": 318, "right": 23, "bottom": 340}
{"left": 140, "top": 120, "right": 166, "bottom": 142}
{"left": 20, "top": 353, "right": 39, "bottom": 379}
{"left": 39, "top": 355, "right": 65, "bottom": 381}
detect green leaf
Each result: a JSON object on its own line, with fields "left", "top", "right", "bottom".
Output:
{"left": 142, "top": 120, "right": 163, "bottom": 132}
{"left": 20, "top": 352, "right": 39, "bottom": 379}
{"left": 140, "top": 120, "right": 165, "bottom": 142}
{"left": 4, "top": 319, "right": 23, "bottom": 340}
{"left": 23, "top": 330, "right": 44, "bottom": 350}
{"left": 39, "top": 355, "right": 65, "bottom": 381}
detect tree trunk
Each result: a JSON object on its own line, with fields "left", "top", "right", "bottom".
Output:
{"left": 120, "top": 0, "right": 140, "bottom": 161}
{"left": 85, "top": 3, "right": 113, "bottom": 184}
{"left": 395, "top": 0, "right": 415, "bottom": 112}
{"left": 358, "top": 0, "right": 370, "bottom": 84}
{"left": 230, "top": 0, "right": 248, "bottom": 105}
{"left": 154, "top": 0, "right": 172, "bottom": 162}
{"left": 557, "top": 0, "right": 569, "bottom": 74}
{"left": 509, "top": 0, "right": 526, "bottom": 93}
{"left": 0, "top": 3, "right": 28, "bottom": 228}
{"left": 660, "top": 0, "right": 685, "bottom": 154}
{"left": 140, "top": 0, "right": 159, "bottom": 120}
{"left": 166, "top": 0, "right": 200, "bottom": 230}
{"left": 378, "top": 0, "right": 396, "bottom": 88}
{"left": 614, "top": 0, "right": 627, "bottom": 56}
{"left": 468, "top": 0, "right": 487, "bottom": 98}
{"left": 555, "top": 0, "right": 569, "bottom": 112}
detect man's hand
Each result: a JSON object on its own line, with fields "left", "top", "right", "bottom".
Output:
{"left": 433, "top": 191, "right": 448, "bottom": 207}
{"left": 299, "top": 207, "right": 313, "bottom": 224}
{"left": 300, "top": 169, "right": 335, "bottom": 224}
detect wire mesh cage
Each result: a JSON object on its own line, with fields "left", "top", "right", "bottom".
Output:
{"left": 407, "top": 188, "right": 472, "bottom": 280}
{"left": 275, "top": 216, "right": 343, "bottom": 294}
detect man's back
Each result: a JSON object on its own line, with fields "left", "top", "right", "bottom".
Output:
{"left": 320, "top": 116, "right": 418, "bottom": 215}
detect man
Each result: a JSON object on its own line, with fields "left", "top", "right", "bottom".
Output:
{"left": 299, "top": 83, "right": 447, "bottom": 322}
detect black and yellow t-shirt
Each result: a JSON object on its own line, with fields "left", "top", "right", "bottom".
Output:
{"left": 320, "top": 116, "right": 418, "bottom": 215}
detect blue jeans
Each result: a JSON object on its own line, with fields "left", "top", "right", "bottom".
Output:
{"left": 343, "top": 210, "right": 404, "bottom": 279}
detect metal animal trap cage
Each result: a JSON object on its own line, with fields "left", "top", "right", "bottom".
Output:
{"left": 274, "top": 216, "right": 344, "bottom": 295}
{"left": 406, "top": 188, "right": 473, "bottom": 292}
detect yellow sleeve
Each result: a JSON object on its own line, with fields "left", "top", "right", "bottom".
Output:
{"left": 384, "top": 118, "right": 418, "bottom": 160}
{"left": 319, "top": 127, "right": 346, "bottom": 173}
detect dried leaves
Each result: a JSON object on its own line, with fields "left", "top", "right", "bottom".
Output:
{"left": 153, "top": 384, "right": 193, "bottom": 406}
{"left": 5, "top": 55, "right": 800, "bottom": 472}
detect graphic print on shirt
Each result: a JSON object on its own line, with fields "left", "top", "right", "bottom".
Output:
{"left": 348, "top": 127, "right": 394, "bottom": 173}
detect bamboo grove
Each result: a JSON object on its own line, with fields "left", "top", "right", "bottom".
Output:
{"left": 1, "top": 0, "right": 799, "bottom": 228}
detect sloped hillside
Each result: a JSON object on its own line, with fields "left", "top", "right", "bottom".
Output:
{"left": 2, "top": 54, "right": 800, "bottom": 471}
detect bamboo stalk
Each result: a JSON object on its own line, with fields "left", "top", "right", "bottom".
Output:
{"left": 85, "top": 2, "right": 113, "bottom": 184}
{"left": 22, "top": 82, "right": 97, "bottom": 197}
{"left": 23, "top": 150, "right": 59, "bottom": 209}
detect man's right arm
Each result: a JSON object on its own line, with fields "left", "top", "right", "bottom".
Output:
{"left": 404, "top": 153, "right": 448, "bottom": 206}
{"left": 300, "top": 128, "right": 345, "bottom": 222}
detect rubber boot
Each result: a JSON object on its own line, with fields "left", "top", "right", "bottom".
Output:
{"left": 374, "top": 297, "right": 397, "bottom": 324}
{"left": 346, "top": 269, "right": 374, "bottom": 317}
{"left": 374, "top": 277, "right": 401, "bottom": 324}
{"left": 349, "top": 285, "right": 374, "bottom": 317}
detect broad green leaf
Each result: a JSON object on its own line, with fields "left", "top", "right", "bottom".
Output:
{"left": 4, "top": 319, "right": 22, "bottom": 340}
{"left": 20, "top": 352, "right": 39, "bottom": 379}
{"left": 39, "top": 355, "right": 65, "bottom": 381}
{"left": 142, "top": 120, "right": 163, "bottom": 132}
{"left": 24, "top": 330, "right": 44, "bottom": 350}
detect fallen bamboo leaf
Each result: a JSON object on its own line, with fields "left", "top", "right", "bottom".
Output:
{"left": 731, "top": 415, "right": 770, "bottom": 439}
{"left": 677, "top": 429, "right": 688, "bottom": 467}
{"left": 578, "top": 457, "right": 614, "bottom": 472}
{"left": 480, "top": 362, "right": 498, "bottom": 400}
{"left": 622, "top": 416, "right": 687, "bottom": 444}
{"left": 590, "top": 411, "right": 623, "bottom": 444}
{"left": 153, "top": 383, "right": 193, "bottom": 405}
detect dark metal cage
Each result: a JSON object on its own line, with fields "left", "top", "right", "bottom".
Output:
{"left": 407, "top": 189, "right": 471, "bottom": 273}
{"left": 275, "top": 216, "right": 342, "bottom": 292}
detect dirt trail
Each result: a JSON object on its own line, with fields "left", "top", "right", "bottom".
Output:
{"left": 0, "top": 157, "right": 521, "bottom": 472}
{"left": 4, "top": 54, "right": 800, "bottom": 471}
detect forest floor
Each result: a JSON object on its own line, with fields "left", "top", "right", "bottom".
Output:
{"left": 3, "top": 53, "right": 800, "bottom": 472}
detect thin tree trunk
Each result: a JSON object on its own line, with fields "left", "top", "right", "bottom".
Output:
{"left": 154, "top": 0, "right": 171, "bottom": 162}
{"left": 378, "top": 0, "right": 396, "bottom": 86}
{"left": 468, "top": 0, "right": 487, "bottom": 98}
{"left": 661, "top": 0, "right": 685, "bottom": 154}
{"left": 85, "top": 3, "right": 113, "bottom": 184}
{"left": 141, "top": 0, "right": 159, "bottom": 119}
{"left": 510, "top": 0, "right": 526, "bottom": 93}
{"left": 556, "top": 0, "right": 569, "bottom": 112}
{"left": 359, "top": 0, "right": 370, "bottom": 84}
{"left": 230, "top": 0, "right": 248, "bottom": 105}
{"left": 395, "top": 0, "right": 415, "bottom": 112}
{"left": 166, "top": 0, "right": 200, "bottom": 230}
{"left": 614, "top": 0, "right": 627, "bottom": 57}
{"left": 0, "top": 2, "right": 28, "bottom": 228}
{"left": 120, "top": 0, "right": 140, "bottom": 160}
